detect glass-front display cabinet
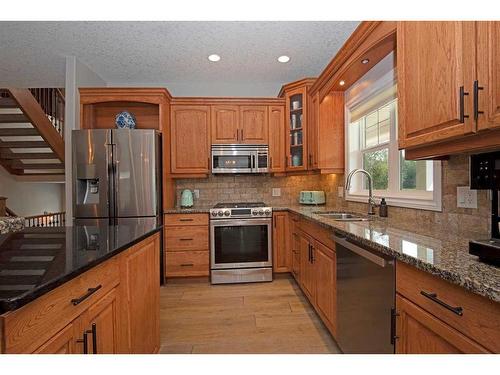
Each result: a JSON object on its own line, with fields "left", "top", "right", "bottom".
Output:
{"left": 280, "top": 79, "right": 315, "bottom": 172}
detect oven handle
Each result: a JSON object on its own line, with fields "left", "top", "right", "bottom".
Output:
{"left": 210, "top": 218, "right": 272, "bottom": 227}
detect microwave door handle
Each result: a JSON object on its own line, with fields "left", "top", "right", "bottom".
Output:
{"left": 251, "top": 154, "right": 256, "bottom": 170}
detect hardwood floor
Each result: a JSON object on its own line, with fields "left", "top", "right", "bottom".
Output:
{"left": 159, "top": 274, "right": 340, "bottom": 354}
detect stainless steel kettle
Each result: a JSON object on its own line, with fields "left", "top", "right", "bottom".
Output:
{"left": 180, "top": 189, "right": 194, "bottom": 208}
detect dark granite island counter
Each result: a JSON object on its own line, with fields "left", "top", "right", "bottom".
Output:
{"left": 0, "top": 218, "right": 162, "bottom": 354}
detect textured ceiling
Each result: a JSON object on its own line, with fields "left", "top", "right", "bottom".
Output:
{"left": 0, "top": 21, "right": 359, "bottom": 96}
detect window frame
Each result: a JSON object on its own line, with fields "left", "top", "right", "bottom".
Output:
{"left": 344, "top": 99, "right": 442, "bottom": 212}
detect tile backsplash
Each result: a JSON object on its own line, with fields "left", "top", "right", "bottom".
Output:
{"left": 174, "top": 155, "right": 491, "bottom": 237}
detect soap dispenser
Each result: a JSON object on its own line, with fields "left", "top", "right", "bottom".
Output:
{"left": 180, "top": 189, "right": 194, "bottom": 208}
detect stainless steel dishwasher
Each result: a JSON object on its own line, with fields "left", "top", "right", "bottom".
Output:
{"left": 333, "top": 231, "right": 396, "bottom": 354}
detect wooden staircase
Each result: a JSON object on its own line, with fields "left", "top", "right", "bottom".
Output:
{"left": 0, "top": 88, "right": 65, "bottom": 178}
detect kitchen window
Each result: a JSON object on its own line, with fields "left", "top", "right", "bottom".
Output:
{"left": 345, "top": 52, "right": 442, "bottom": 211}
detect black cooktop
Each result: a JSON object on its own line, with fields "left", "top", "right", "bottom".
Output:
{"left": 213, "top": 202, "right": 266, "bottom": 209}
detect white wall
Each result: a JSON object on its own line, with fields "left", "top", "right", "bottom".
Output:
{"left": 64, "top": 56, "right": 106, "bottom": 223}
{"left": 0, "top": 167, "right": 64, "bottom": 216}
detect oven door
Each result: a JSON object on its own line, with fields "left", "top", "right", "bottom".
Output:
{"left": 212, "top": 149, "right": 255, "bottom": 174}
{"left": 210, "top": 218, "right": 272, "bottom": 269}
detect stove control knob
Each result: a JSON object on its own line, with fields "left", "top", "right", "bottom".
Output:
{"left": 258, "top": 209, "right": 264, "bottom": 216}
{"left": 252, "top": 210, "right": 257, "bottom": 216}
{"left": 224, "top": 211, "right": 230, "bottom": 216}
{"left": 217, "top": 211, "right": 224, "bottom": 217}
{"left": 211, "top": 211, "right": 217, "bottom": 217}
{"left": 264, "top": 209, "right": 271, "bottom": 216}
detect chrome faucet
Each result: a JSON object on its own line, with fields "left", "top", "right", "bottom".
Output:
{"left": 346, "top": 168, "right": 377, "bottom": 215}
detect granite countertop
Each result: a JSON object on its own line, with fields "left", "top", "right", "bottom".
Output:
{"left": 165, "top": 204, "right": 499, "bottom": 302}
{"left": 0, "top": 217, "right": 162, "bottom": 314}
{"left": 0, "top": 216, "right": 25, "bottom": 235}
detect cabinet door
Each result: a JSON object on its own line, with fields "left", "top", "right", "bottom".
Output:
{"left": 268, "top": 105, "right": 285, "bottom": 172}
{"left": 81, "top": 288, "right": 120, "bottom": 354}
{"left": 171, "top": 105, "right": 210, "bottom": 174}
{"left": 397, "top": 21, "right": 476, "bottom": 149}
{"left": 240, "top": 106, "right": 269, "bottom": 144}
{"left": 211, "top": 105, "right": 239, "bottom": 143}
{"left": 308, "top": 93, "right": 319, "bottom": 170}
{"left": 476, "top": 21, "right": 500, "bottom": 131}
{"left": 396, "top": 295, "right": 489, "bottom": 354}
{"left": 121, "top": 235, "right": 160, "bottom": 353}
{"left": 314, "top": 242, "right": 336, "bottom": 332}
{"left": 272, "top": 212, "right": 290, "bottom": 273}
{"left": 299, "top": 233, "right": 314, "bottom": 300}
{"left": 285, "top": 88, "right": 308, "bottom": 171}
{"left": 318, "top": 93, "right": 344, "bottom": 172}
{"left": 33, "top": 323, "right": 78, "bottom": 354}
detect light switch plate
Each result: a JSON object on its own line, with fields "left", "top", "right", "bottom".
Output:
{"left": 338, "top": 186, "right": 344, "bottom": 198}
{"left": 272, "top": 188, "right": 281, "bottom": 197}
{"left": 457, "top": 186, "right": 477, "bottom": 209}
{"left": 193, "top": 189, "right": 200, "bottom": 199}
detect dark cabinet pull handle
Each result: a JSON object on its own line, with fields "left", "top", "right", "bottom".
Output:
{"left": 179, "top": 218, "right": 193, "bottom": 222}
{"left": 180, "top": 263, "right": 194, "bottom": 267}
{"left": 179, "top": 238, "right": 193, "bottom": 241}
{"left": 71, "top": 285, "right": 102, "bottom": 306}
{"left": 390, "top": 308, "right": 399, "bottom": 345}
{"left": 473, "top": 80, "right": 484, "bottom": 121}
{"left": 77, "top": 332, "right": 89, "bottom": 354}
{"left": 459, "top": 86, "right": 470, "bottom": 123}
{"left": 420, "top": 291, "right": 463, "bottom": 316}
{"left": 311, "top": 246, "right": 315, "bottom": 263}
{"left": 86, "top": 323, "right": 97, "bottom": 354}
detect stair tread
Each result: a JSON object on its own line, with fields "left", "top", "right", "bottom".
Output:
{"left": 0, "top": 128, "right": 39, "bottom": 136}
{"left": 0, "top": 141, "right": 48, "bottom": 148}
{"left": 0, "top": 152, "right": 58, "bottom": 160}
{"left": 0, "top": 114, "right": 29, "bottom": 123}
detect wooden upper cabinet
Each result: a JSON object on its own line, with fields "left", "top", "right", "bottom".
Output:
{"left": 397, "top": 22, "right": 476, "bottom": 149}
{"left": 268, "top": 105, "right": 285, "bottom": 172}
{"left": 318, "top": 92, "right": 344, "bottom": 173}
{"left": 239, "top": 106, "right": 268, "bottom": 144}
{"left": 476, "top": 21, "right": 500, "bottom": 131}
{"left": 308, "top": 93, "right": 319, "bottom": 169}
{"left": 170, "top": 105, "right": 210, "bottom": 174}
{"left": 211, "top": 105, "right": 239, "bottom": 143}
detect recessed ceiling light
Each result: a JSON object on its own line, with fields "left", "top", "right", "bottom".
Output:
{"left": 361, "top": 58, "right": 370, "bottom": 64}
{"left": 208, "top": 54, "right": 221, "bottom": 62}
{"left": 339, "top": 80, "right": 345, "bottom": 86}
{"left": 278, "top": 55, "right": 290, "bottom": 63}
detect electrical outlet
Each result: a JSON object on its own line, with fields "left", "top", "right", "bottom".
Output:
{"left": 272, "top": 188, "right": 281, "bottom": 197}
{"left": 457, "top": 186, "right": 477, "bottom": 209}
{"left": 338, "top": 186, "right": 344, "bottom": 198}
{"left": 193, "top": 189, "right": 200, "bottom": 199}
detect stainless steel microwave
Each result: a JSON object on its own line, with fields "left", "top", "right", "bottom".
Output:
{"left": 211, "top": 144, "right": 269, "bottom": 174}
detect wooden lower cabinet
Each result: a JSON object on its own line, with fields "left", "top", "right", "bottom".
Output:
{"left": 396, "top": 295, "right": 489, "bottom": 354}
{"left": 0, "top": 232, "right": 161, "bottom": 354}
{"left": 299, "top": 233, "right": 315, "bottom": 300}
{"left": 314, "top": 241, "right": 336, "bottom": 335}
{"left": 272, "top": 212, "right": 290, "bottom": 273}
{"left": 33, "top": 323, "right": 78, "bottom": 354}
{"left": 164, "top": 213, "right": 210, "bottom": 278}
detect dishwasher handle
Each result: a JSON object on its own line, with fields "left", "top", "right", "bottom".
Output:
{"left": 333, "top": 233, "right": 388, "bottom": 268}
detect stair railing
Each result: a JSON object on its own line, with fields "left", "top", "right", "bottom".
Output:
{"left": 29, "top": 88, "right": 65, "bottom": 138}
{"left": 25, "top": 211, "right": 66, "bottom": 227}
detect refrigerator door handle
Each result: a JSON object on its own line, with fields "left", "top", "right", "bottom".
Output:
{"left": 106, "top": 143, "right": 116, "bottom": 219}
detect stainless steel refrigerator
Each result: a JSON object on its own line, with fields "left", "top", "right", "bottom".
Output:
{"left": 72, "top": 129, "right": 161, "bottom": 224}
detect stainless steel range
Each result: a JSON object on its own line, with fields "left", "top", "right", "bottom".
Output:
{"left": 210, "top": 202, "right": 273, "bottom": 284}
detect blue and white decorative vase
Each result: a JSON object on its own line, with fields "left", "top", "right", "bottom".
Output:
{"left": 115, "top": 111, "right": 137, "bottom": 129}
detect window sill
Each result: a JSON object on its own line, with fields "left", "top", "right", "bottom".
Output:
{"left": 345, "top": 193, "right": 442, "bottom": 212}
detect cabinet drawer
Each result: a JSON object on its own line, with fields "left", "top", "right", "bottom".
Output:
{"left": 298, "top": 218, "right": 336, "bottom": 250}
{"left": 165, "top": 213, "right": 208, "bottom": 226}
{"left": 166, "top": 251, "right": 209, "bottom": 277}
{"left": 1, "top": 258, "right": 119, "bottom": 354}
{"left": 396, "top": 261, "right": 500, "bottom": 352}
{"left": 165, "top": 226, "right": 209, "bottom": 251}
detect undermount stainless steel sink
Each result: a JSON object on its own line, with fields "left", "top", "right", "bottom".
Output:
{"left": 313, "top": 212, "right": 370, "bottom": 221}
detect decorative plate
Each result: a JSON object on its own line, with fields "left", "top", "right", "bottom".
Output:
{"left": 115, "top": 111, "right": 136, "bottom": 129}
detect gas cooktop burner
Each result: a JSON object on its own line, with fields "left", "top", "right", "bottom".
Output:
{"left": 213, "top": 202, "right": 266, "bottom": 209}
